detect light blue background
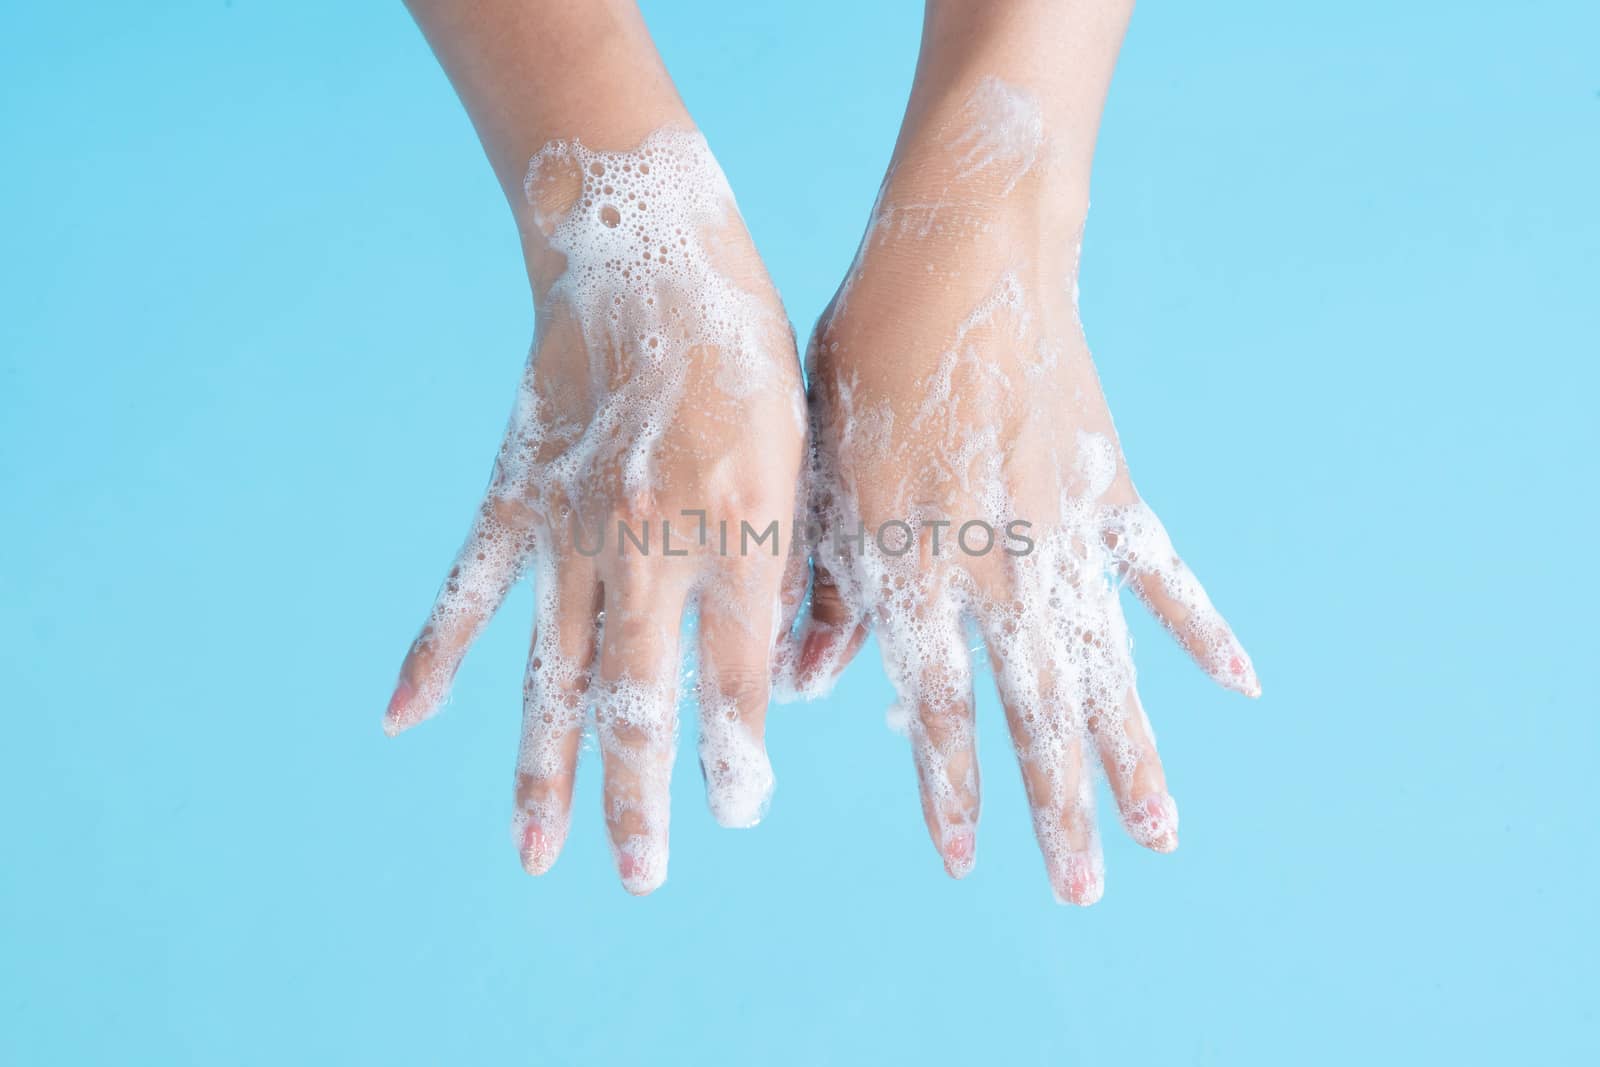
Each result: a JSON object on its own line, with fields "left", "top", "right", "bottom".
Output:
{"left": 3, "top": 1, "right": 1596, "bottom": 1063}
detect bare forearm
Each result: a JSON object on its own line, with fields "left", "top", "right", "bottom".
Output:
{"left": 404, "top": 0, "right": 690, "bottom": 219}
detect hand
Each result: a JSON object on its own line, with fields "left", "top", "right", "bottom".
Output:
{"left": 789, "top": 61, "right": 1258, "bottom": 905}
{"left": 385, "top": 127, "right": 805, "bottom": 896}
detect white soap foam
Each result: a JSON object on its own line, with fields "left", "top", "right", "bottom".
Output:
{"left": 948, "top": 76, "right": 1045, "bottom": 195}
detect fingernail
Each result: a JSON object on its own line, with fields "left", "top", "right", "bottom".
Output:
{"left": 1209, "top": 643, "right": 1260, "bottom": 700}
{"left": 1050, "top": 852, "right": 1104, "bottom": 907}
{"left": 616, "top": 839, "right": 667, "bottom": 896}
{"left": 1219, "top": 644, "right": 1261, "bottom": 698}
{"left": 1152, "top": 796, "right": 1177, "bottom": 857}
{"left": 383, "top": 680, "right": 415, "bottom": 735}
{"left": 944, "top": 831, "right": 976, "bottom": 879}
{"left": 1234, "top": 656, "right": 1262, "bottom": 698}
{"left": 519, "top": 819, "right": 553, "bottom": 875}
{"left": 1129, "top": 793, "right": 1180, "bottom": 853}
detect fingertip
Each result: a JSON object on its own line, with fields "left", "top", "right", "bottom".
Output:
{"left": 383, "top": 701, "right": 434, "bottom": 737}
{"left": 942, "top": 830, "right": 976, "bottom": 879}
{"left": 1061, "top": 880, "right": 1105, "bottom": 908}
{"left": 705, "top": 764, "right": 775, "bottom": 830}
{"left": 1122, "top": 793, "right": 1180, "bottom": 854}
{"left": 1229, "top": 672, "right": 1261, "bottom": 699}
{"left": 382, "top": 680, "right": 415, "bottom": 735}
{"left": 1244, "top": 665, "right": 1262, "bottom": 699}
{"left": 513, "top": 813, "right": 562, "bottom": 876}
{"left": 616, "top": 837, "right": 668, "bottom": 896}
{"left": 384, "top": 677, "right": 448, "bottom": 736}
{"left": 1219, "top": 641, "right": 1260, "bottom": 698}
{"left": 1049, "top": 854, "right": 1105, "bottom": 907}
{"left": 698, "top": 700, "right": 776, "bottom": 828}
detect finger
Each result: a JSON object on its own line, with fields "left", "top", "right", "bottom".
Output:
{"left": 778, "top": 429, "right": 868, "bottom": 698}
{"left": 1067, "top": 596, "right": 1179, "bottom": 854}
{"left": 878, "top": 589, "right": 981, "bottom": 879}
{"left": 982, "top": 605, "right": 1104, "bottom": 906}
{"left": 595, "top": 567, "right": 688, "bottom": 896}
{"left": 783, "top": 553, "right": 869, "bottom": 699}
{"left": 1104, "top": 501, "right": 1261, "bottom": 698}
{"left": 385, "top": 496, "right": 534, "bottom": 735}
{"left": 511, "top": 550, "right": 601, "bottom": 875}
{"left": 696, "top": 557, "right": 783, "bottom": 829}
{"left": 1090, "top": 683, "right": 1180, "bottom": 854}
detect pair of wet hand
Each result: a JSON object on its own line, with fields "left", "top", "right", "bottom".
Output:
{"left": 384, "top": 129, "right": 1258, "bottom": 905}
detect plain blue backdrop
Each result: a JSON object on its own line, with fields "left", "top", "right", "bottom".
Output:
{"left": 3, "top": 1, "right": 1596, "bottom": 1063}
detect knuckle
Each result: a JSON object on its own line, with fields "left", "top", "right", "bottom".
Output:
{"left": 914, "top": 687, "right": 973, "bottom": 741}
{"left": 705, "top": 661, "right": 770, "bottom": 710}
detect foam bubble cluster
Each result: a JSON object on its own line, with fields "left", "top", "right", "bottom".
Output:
{"left": 526, "top": 129, "right": 785, "bottom": 409}
{"left": 696, "top": 678, "right": 777, "bottom": 830}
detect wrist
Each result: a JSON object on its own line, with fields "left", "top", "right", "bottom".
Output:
{"left": 882, "top": 109, "right": 1092, "bottom": 237}
{"left": 407, "top": 0, "right": 691, "bottom": 218}
{"left": 874, "top": 84, "right": 1092, "bottom": 263}
{"left": 886, "top": 0, "right": 1133, "bottom": 216}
